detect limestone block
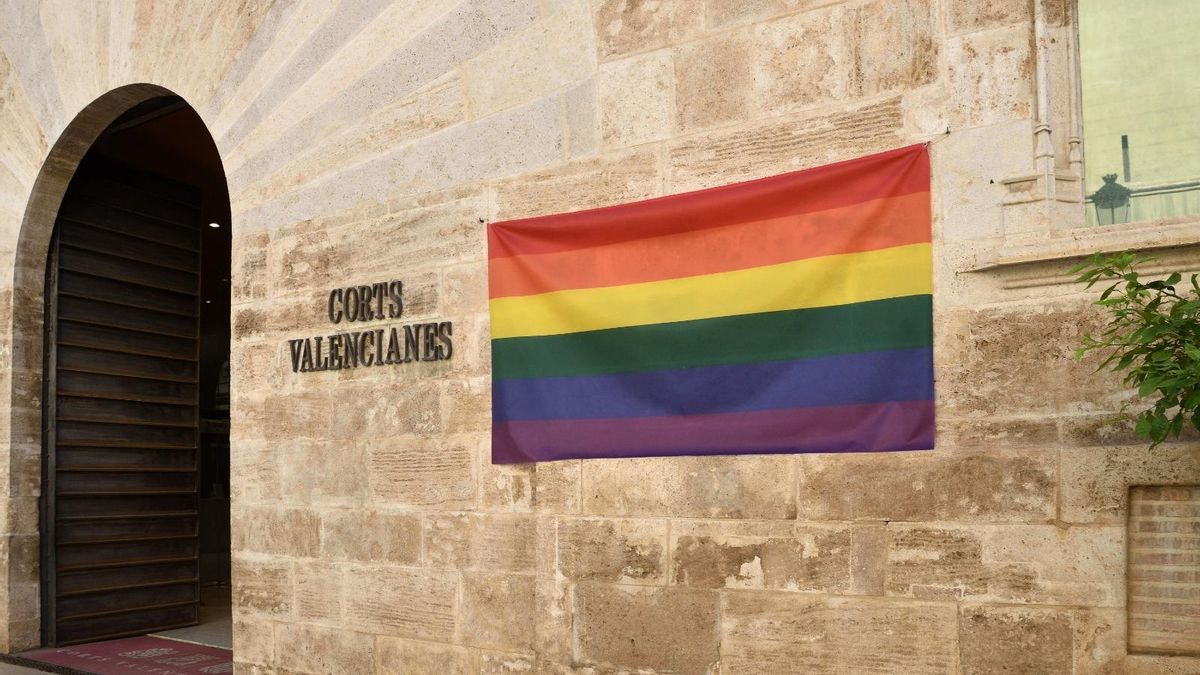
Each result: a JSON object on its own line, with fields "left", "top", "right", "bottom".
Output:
{"left": 245, "top": 95, "right": 562, "bottom": 229}
{"left": 534, "top": 460, "right": 582, "bottom": 515}
{"left": 0, "top": 498, "right": 36, "bottom": 537}
{"left": 293, "top": 560, "right": 342, "bottom": 626}
{"left": 795, "top": 449, "right": 1057, "bottom": 522}
{"left": 423, "top": 513, "right": 535, "bottom": 573}
{"left": 674, "top": 30, "right": 754, "bottom": 132}
{"left": 228, "top": 439, "right": 282, "bottom": 509}
{"left": 855, "top": 0, "right": 938, "bottom": 96}
{"left": 937, "top": 304, "right": 1109, "bottom": 418}
{"left": 753, "top": 5, "right": 853, "bottom": 112}
{"left": 479, "top": 460, "right": 534, "bottom": 513}
{"left": 328, "top": 383, "right": 442, "bottom": 439}
{"left": 886, "top": 524, "right": 1122, "bottom": 606}
{"left": 462, "top": 1, "right": 595, "bottom": 120}
{"left": 460, "top": 572, "right": 536, "bottom": 651}
{"left": 441, "top": 378, "right": 489, "bottom": 434}
{"left": 945, "top": 25, "right": 1033, "bottom": 129}
{"left": 232, "top": 506, "right": 320, "bottom": 557}
{"left": 229, "top": 341, "right": 285, "bottom": 398}
{"left": 933, "top": 118, "right": 1034, "bottom": 243}
{"left": 557, "top": 517, "right": 668, "bottom": 584}
{"left": 273, "top": 622, "right": 375, "bottom": 674}
{"left": 277, "top": 440, "right": 368, "bottom": 507}
{"left": 573, "top": 583, "right": 720, "bottom": 673}
{"left": 582, "top": 455, "right": 797, "bottom": 519}
{"left": 440, "top": 263, "right": 488, "bottom": 317}
{"left": 936, "top": 416, "right": 1059, "bottom": 450}
{"left": 667, "top": 96, "right": 905, "bottom": 192}
{"left": 1060, "top": 444, "right": 1200, "bottom": 524}
{"left": 592, "top": 0, "right": 703, "bottom": 61}
{"left": 563, "top": 79, "right": 598, "bottom": 158}
{"left": 493, "top": 147, "right": 660, "bottom": 221}
{"left": 376, "top": 636, "right": 477, "bottom": 675}
{"left": 342, "top": 565, "right": 458, "bottom": 641}
{"left": 597, "top": 49, "right": 675, "bottom": 148}
{"left": 236, "top": 73, "right": 468, "bottom": 209}
{"left": 231, "top": 618, "right": 273, "bottom": 667}
{"left": 479, "top": 652, "right": 536, "bottom": 673}
{"left": 232, "top": 556, "right": 292, "bottom": 617}
{"left": 721, "top": 592, "right": 958, "bottom": 674}
{"left": 959, "top": 605, "right": 1072, "bottom": 674}
{"left": 946, "top": 0, "right": 1032, "bottom": 36}
{"left": 670, "top": 520, "right": 854, "bottom": 592}
{"left": 319, "top": 510, "right": 420, "bottom": 563}
{"left": 703, "top": 0, "right": 826, "bottom": 30}
{"left": 231, "top": 230, "right": 269, "bottom": 303}
{"left": 368, "top": 434, "right": 476, "bottom": 509}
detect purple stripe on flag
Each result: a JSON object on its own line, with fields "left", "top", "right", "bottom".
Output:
{"left": 491, "top": 399, "right": 934, "bottom": 464}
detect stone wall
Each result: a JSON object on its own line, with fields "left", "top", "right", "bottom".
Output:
{"left": 0, "top": 0, "right": 1198, "bottom": 672}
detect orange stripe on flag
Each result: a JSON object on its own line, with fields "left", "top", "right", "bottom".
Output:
{"left": 489, "top": 191, "right": 930, "bottom": 299}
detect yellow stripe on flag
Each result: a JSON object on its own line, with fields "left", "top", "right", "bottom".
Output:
{"left": 489, "top": 242, "right": 932, "bottom": 339}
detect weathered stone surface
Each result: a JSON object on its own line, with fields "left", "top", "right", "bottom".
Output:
{"left": 493, "top": 147, "right": 660, "bottom": 220}
{"left": 273, "top": 622, "right": 375, "bottom": 674}
{"left": 597, "top": 49, "right": 675, "bottom": 147}
{"left": 675, "top": 30, "right": 753, "bottom": 131}
{"left": 592, "top": 0, "right": 703, "bottom": 61}
{"left": 1061, "top": 445, "right": 1200, "bottom": 523}
{"left": 753, "top": 5, "right": 853, "bottom": 112}
{"left": 232, "top": 556, "right": 292, "bottom": 617}
{"left": 231, "top": 618, "right": 273, "bottom": 666}
{"left": 886, "top": 524, "right": 1122, "bottom": 606}
{"left": 462, "top": 1, "right": 595, "bottom": 119}
{"left": 376, "top": 636, "right": 477, "bottom": 675}
{"left": 945, "top": 25, "right": 1033, "bottom": 128}
{"left": 343, "top": 565, "right": 458, "bottom": 641}
{"left": 703, "top": 0, "right": 818, "bottom": 30}
{"left": 293, "top": 560, "right": 342, "bottom": 625}
{"left": 320, "top": 510, "right": 421, "bottom": 563}
{"left": 232, "top": 507, "right": 320, "bottom": 557}
{"left": 796, "top": 449, "right": 1057, "bottom": 522}
{"left": 276, "top": 440, "right": 367, "bottom": 507}
{"left": 558, "top": 517, "right": 667, "bottom": 584}
{"left": 670, "top": 521, "right": 853, "bottom": 592}
{"left": 574, "top": 583, "right": 719, "bottom": 673}
{"left": 959, "top": 605, "right": 1073, "bottom": 674}
{"left": 423, "top": 513, "right": 536, "bottom": 572}
{"left": 368, "top": 435, "right": 476, "bottom": 508}
{"left": 722, "top": 592, "right": 958, "bottom": 674}
{"left": 583, "top": 455, "right": 797, "bottom": 519}
{"left": 946, "top": 0, "right": 1032, "bottom": 36}
{"left": 856, "top": 0, "right": 938, "bottom": 96}
{"left": 460, "top": 572, "right": 536, "bottom": 651}
{"left": 667, "top": 96, "right": 905, "bottom": 192}
{"left": 533, "top": 460, "right": 581, "bottom": 514}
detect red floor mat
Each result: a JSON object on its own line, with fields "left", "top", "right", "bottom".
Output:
{"left": 19, "top": 635, "right": 231, "bottom": 674}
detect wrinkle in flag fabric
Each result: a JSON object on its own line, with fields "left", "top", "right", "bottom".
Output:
{"left": 488, "top": 144, "right": 934, "bottom": 463}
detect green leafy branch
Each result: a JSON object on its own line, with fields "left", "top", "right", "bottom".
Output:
{"left": 1071, "top": 251, "right": 1200, "bottom": 446}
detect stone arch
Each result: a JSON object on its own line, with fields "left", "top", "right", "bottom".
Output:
{"left": 4, "top": 83, "right": 222, "bottom": 650}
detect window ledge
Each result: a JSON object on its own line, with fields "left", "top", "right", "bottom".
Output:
{"left": 966, "top": 216, "right": 1200, "bottom": 289}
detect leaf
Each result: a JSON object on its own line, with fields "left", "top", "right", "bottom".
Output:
{"left": 1135, "top": 415, "right": 1152, "bottom": 438}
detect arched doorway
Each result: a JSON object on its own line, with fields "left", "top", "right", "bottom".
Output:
{"left": 36, "top": 94, "right": 231, "bottom": 647}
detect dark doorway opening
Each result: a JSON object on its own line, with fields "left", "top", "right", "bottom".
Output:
{"left": 39, "top": 97, "right": 232, "bottom": 648}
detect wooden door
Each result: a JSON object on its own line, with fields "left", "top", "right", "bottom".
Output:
{"left": 42, "top": 157, "right": 203, "bottom": 646}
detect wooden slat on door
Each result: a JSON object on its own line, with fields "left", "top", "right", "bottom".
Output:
{"left": 42, "top": 158, "right": 203, "bottom": 646}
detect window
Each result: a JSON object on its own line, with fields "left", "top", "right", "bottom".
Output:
{"left": 1079, "top": 0, "right": 1200, "bottom": 226}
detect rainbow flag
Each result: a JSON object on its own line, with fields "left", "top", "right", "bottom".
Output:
{"left": 488, "top": 145, "right": 933, "bottom": 464}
